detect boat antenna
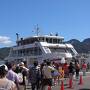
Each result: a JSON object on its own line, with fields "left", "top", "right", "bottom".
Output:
{"left": 32, "top": 24, "right": 40, "bottom": 36}
{"left": 16, "top": 33, "right": 19, "bottom": 41}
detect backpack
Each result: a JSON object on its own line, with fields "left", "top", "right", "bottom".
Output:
{"left": 34, "top": 67, "right": 41, "bottom": 79}
{"left": 51, "top": 69, "right": 59, "bottom": 77}
{"left": 29, "top": 66, "right": 41, "bottom": 81}
{"left": 17, "top": 73, "right": 23, "bottom": 83}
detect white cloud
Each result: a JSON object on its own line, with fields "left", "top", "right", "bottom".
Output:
{"left": 0, "top": 36, "right": 12, "bottom": 46}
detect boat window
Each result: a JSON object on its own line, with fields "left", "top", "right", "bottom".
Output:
{"left": 38, "top": 37, "right": 45, "bottom": 42}
{"left": 12, "top": 50, "right": 16, "bottom": 56}
{"left": 49, "top": 38, "right": 52, "bottom": 43}
{"left": 42, "top": 37, "right": 45, "bottom": 42}
{"left": 17, "top": 38, "right": 39, "bottom": 45}
{"left": 58, "top": 39, "right": 63, "bottom": 43}
{"left": 15, "top": 47, "right": 42, "bottom": 56}
{"left": 38, "top": 38, "right": 40, "bottom": 41}
{"left": 17, "top": 50, "right": 22, "bottom": 56}
{"left": 49, "top": 47, "right": 66, "bottom": 53}
{"left": 46, "top": 38, "right": 54, "bottom": 43}
{"left": 33, "top": 47, "right": 42, "bottom": 55}
{"left": 43, "top": 38, "right": 63, "bottom": 44}
{"left": 53, "top": 39, "right": 57, "bottom": 44}
{"left": 46, "top": 38, "right": 49, "bottom": 43}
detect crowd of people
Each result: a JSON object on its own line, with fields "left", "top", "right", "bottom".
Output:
{"left": 0, "top": 59, "right": 89, "bottom": 90}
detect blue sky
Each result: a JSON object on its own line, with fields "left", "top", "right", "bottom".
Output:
{"left": 0, "top": 0, "right": 90, "bottom": 47}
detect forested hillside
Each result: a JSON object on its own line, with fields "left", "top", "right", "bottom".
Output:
{"left": 0, "top": 47, "right": 10, "bottom": 60}
{"left": 67, "top": 38, "right": 90, "bottom": 53}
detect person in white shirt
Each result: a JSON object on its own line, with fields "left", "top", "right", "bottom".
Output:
{"left": 0, "top": 64, "right": 17, "bottom": 90}
{"left": 41, "top": 61, "right": 55, "bottom": 90}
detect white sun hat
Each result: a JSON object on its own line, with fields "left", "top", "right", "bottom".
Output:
{"left": 0, "top": 64, "right": 8, "bottom": 71}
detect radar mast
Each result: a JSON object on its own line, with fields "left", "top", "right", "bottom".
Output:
{"left": 33, "top": 24, "right": 40, "bottom": 36}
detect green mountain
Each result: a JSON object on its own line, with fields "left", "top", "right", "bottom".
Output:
{"left": 66, "top": 38, "right": 90, "bottom": 53}
{"left": 0, "top": 47, "right": 10, "bottom": 60}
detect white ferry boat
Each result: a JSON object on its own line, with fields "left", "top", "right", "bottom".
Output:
{"left": 5, "top": 32, "right": 78, "bottom": 65}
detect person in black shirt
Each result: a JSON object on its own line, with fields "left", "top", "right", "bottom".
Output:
{"left": 68, "top": 62, "right": 75, "bottom": 79}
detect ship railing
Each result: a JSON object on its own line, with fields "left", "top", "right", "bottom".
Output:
{"left": 42, "top": 52, "right": 66, "bottom": 60}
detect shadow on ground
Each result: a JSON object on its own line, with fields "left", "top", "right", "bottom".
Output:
{"left": 79, "top": 89, "right": 90, "bottom": 90}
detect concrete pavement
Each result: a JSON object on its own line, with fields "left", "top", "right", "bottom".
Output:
{"left": 25, "top": 72, "right": 90, "bottom": 90}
